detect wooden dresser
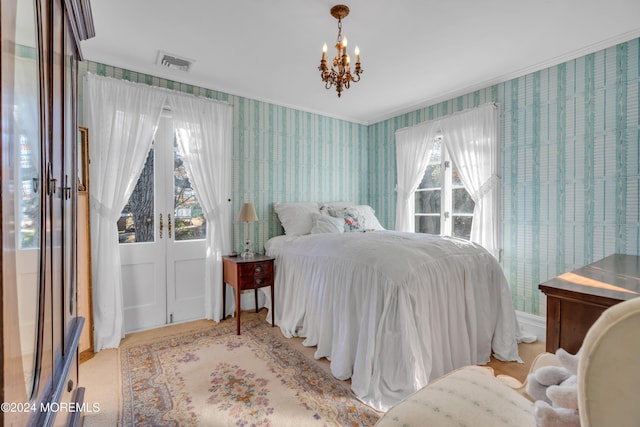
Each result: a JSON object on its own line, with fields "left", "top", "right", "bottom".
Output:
{"left": 539, "top": 254, "right": 640, "bottom": 354}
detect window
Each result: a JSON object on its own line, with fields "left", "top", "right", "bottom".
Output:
{"left": 414, "top": 139, "right": 475, "bottom": 239}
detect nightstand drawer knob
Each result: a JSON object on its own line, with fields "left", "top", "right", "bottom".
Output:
{"left": 255, "top": 265, "right": 264, "bottom": 274}
{"left": 255, "top": 278, "right": 263, "bottom": 286}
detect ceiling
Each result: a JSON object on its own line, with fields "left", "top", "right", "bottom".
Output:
{"left": 80, "top": 0, "right": 640, "bottom": 125}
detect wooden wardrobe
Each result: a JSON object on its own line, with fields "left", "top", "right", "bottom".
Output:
{"left": 1, "top": 0, "right": 94, "bottom": 425}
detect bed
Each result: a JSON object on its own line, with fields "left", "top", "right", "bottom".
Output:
{"left": 264, "top": 202, "right": 524, "bottom": 411}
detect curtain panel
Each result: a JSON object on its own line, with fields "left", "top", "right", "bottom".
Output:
{"left": 394, "top": 124, "right": 439, "bottom": 232}
{"left": 84, "top": 74, "right": 232, "bottom": 351}
{"left": 170, "top": 93, "right": 233, "bottom": 321}
{"left": 441, "top": 103, "right": 500, "bottom": 258}
{"left": 394, "top": 103, "right": 500, "bottom": 258}
{"left": 84, "top": 74, "right": 166, "bottom": 350}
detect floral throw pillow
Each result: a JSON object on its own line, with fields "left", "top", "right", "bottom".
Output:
{"left": 343, "top": 207, "right": 366, "bottom": 232}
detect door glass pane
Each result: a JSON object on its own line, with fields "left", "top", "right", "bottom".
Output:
{"left": 417, "top": 143, "right": 442, "bottom": 190}
{"left": 415, "top": 190, "right": 440, "bottom": 214}
{"left": 452, "top": 167, "right": 464, "bottom": 187}
{"left": 120, "top": 148, "right": 155, "bottom": 244}
{"left": 14, "top": 0, "right": 40, "bottom": 399}
{"left": 451, "top": 161, "right": 474, "bottom": 240}
{"left": 452, "top": 187, "right": 475, "bottom": 214}
{"left": 173, "top": 136, "right": 205, "bottom": 241}
{"left": 416, "top": 215, "right": 440, "bottom": 234}
{"left": 18, "top": 134, "right": 39, "bottom": 249}
{"left": 416, "top": 142, "right": 442, "bottom": 234}
{"left": 453, "top": 216, "right": 473, "bottom": 240}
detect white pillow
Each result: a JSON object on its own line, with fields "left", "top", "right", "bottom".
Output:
{"left": 273, "top": 202, "right": 320, "bottom": 235}
{"left": 310, "top": 213, "right": 345, "bottom": 234}
{"left": 354, "top": 205, "right": 385, "bottom": 230}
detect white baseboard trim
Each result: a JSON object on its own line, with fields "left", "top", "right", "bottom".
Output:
{"left": 516, "top": 310, "right": 546, "bottom": 342}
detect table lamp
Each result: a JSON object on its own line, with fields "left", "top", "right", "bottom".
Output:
{"left": 238, "top": 202, "right": 258, "bottom": 258}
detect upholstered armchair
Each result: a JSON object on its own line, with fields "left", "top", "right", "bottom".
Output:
{"left": 376, "top": 297, "right": 640, "bottom": 427}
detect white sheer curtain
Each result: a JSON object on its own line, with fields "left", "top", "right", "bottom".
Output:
{"left": 84, "top": 74, "right": 166, "bottom": 351}
{"left": 441, "top": 103, "right": 500, "bottom": 258}
{"left": 394, "top": 123, "right": 440, "bottom": 231}
{"left": 169, "top": 93, "right": 233, "bottom": 321}
{"left": 394, "top": 103, "right": 500, "bottom": 257}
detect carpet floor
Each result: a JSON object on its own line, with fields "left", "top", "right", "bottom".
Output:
{"left": 118, "top": 312, "right": 381, "bottom": 426}
{"left": 80, "top": 309, "right": 544, "bottom": 426}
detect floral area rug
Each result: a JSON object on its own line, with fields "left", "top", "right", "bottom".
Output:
{"left": 119, "top": 314, "right": 381, "bottom": 426}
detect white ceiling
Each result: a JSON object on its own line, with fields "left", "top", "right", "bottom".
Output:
{"left": 80, "top": 0, "right": 640, "bottom": 125}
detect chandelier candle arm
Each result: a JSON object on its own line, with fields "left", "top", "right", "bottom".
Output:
{"left": 318, "top": 4, "right": 363, "bottom": 97}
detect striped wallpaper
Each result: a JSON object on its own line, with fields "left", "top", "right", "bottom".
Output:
{"left": 369, "top": 38, "right": 640, "bottom": 316}
{"left": 77, "top": 62, "right": 369, "bottom": 259}
{"left": 79, "top": 36, "right": 639, "bottom": 317}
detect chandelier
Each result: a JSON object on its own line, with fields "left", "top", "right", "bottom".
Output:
{"left": 318, "top": 5, "right": 363, "bottom": 97}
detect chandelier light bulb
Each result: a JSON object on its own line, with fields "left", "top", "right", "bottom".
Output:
{"left": 343, "top": 36, "right": 348, "bottom": 47}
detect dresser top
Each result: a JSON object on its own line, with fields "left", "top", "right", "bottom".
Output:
{"left": 223, "top": 254, "right": 274, "bottom": 264}
{"left": 540, "top": 254, "right": 640, "bottom": 301}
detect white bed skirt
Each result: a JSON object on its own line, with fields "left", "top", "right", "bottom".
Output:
{"left": 265, "top": 231, "right": 522, "bottom": 411}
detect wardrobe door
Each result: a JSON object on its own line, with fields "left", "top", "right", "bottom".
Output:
{"left": 2, "top": 0, "right": 93, "bottom": 424}
{"left": 49, "top": 0, "right": 66, "bottom": 395}
{"left": 1, "top": 0, "right": 45, "bottom": 424}
{"left": 56, "top": 6, "right": 83, "bottom": 423}
{"left": 44, "top": 1, "right": 85, "bottom": 424}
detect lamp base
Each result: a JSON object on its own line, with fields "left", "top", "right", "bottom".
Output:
{"left": 240, "top": 249, "right": 254, "bottom": 259}
{"left": 241, "top": 239, "right": 254, "bottom": 258}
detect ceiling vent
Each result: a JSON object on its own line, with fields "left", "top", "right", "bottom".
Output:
{"left": 156, "top": 51, "right": 194, "bottom": 72}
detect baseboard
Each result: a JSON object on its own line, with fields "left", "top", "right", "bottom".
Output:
{"left": 516, "top": 310, "right": 546, "bottom": 342}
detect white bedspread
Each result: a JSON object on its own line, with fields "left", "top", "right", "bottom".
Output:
{"left": 265, "top": 231, "right": 522, "bottom": 411}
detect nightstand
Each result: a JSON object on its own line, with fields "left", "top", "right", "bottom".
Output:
{"left": 222, "top": 254, "right": 275, "bottom": 335}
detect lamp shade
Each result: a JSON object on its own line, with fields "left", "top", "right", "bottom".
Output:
{"left": 237, "top": 202, "right": 258, "bottom": 222}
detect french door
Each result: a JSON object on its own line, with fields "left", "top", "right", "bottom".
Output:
{"left": 415, "top": 139, "right": 475, "bottom": 239}
{"left": 120, "top": 116, "right": 207, "bottom": 333}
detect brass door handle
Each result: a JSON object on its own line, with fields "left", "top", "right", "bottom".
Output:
{"left": 159, "top": 213, "right": 163, "bottom": 238}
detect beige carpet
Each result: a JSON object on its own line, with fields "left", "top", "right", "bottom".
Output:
{"left": 124, "top": 314, "right": 380, "bottom": 426}
{"left": 80, "top": 310, "right": 544, "bottom": 426}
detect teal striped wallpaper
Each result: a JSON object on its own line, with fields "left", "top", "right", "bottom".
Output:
{"left": 79, "top": 36, "right": 639, "bottom": 317}
{"left": 368, "top": 38, "right": 640, "bottom": 316}
{"left": 77, "top": 62, "right": 369, "bottom": 257}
